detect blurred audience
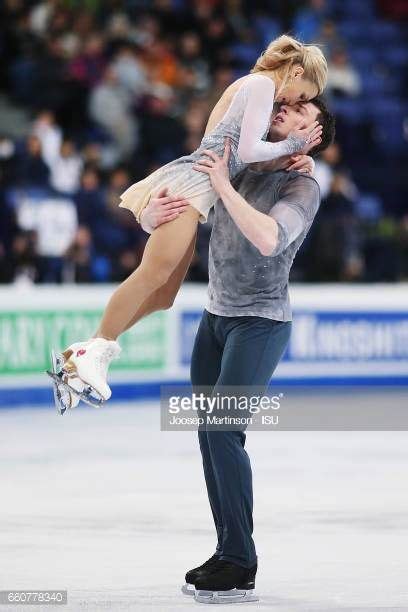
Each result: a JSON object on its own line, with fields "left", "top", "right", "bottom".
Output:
{"left": 0, "top": 0, "right": 407, "bottom": 284}
{"left": 294, "top": 0, "right": 328, "bottom": 42}
{"left": 326, "top": 48, "right": 362, "bottom": 98}
{"left": 49, "top": 139, "right": 82, "bottom": 194}
{"left": 89, "top": 67, "right": 138, "bottom": 161}
{"left": 17, "top": 136, "right": 50, "bottom": 187}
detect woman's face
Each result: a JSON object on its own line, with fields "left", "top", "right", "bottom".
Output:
{"left": 276, "top": 76, "right": 318, "bottom": 106}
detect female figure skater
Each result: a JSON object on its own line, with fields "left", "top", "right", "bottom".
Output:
{"left": 51, "top": 35, "right": 327, "bottom": 410}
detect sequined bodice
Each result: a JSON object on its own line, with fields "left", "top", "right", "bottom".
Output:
{"left": 196, "top": 118, "right": 263, "bottom": 180}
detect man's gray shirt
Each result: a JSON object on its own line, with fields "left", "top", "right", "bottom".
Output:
{"left": 206, "top": 168, "right": 320, "bottom": 321}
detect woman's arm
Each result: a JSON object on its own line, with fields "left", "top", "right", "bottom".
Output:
{"left": 236, "top": 74, "right": 321, "bottom": 163}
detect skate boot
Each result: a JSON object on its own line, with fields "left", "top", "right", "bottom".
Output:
{"left": 47, "top": 342, "right": 89, "bottom": 415}
{"left": 181, "top": 554, "right": 220, "bottom": 596}
{"left": 62, "top": 338, "right": 121, "bottom": 406}
{"left": 194, "top": 560, "right": 259, "bottom": 604}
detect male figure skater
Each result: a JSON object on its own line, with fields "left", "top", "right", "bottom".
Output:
{"left": 141, "top": 98, "right": 335, "bottom": 604}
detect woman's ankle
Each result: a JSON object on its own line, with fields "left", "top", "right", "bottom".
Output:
{"left": 93, "top": 333, "right": 117, "bottom": 342}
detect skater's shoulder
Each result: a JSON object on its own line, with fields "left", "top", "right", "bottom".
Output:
{"left": 221, "top": 73, "right": 275, "bottom": 101}
{"left": 231, "top": 73, "right": 276, "bottom": 96}
{"left": 275, "top": 169, "right": 320, "bottom": 198}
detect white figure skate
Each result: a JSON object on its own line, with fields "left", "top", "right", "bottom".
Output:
{"left": 47, "top": 338, "right": 120, "bottom": 412}
{"left": 47, "top": 343, "right": 87, "bottom": 414}
{"left": 61, "top": 338, "right": 121, "bottom": 405}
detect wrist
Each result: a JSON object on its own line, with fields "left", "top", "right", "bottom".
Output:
{"left": 218, "top": 180, "right": 235, "bottom": 199}
{"left": 286, "top": 133, "right": 304, "bottom": 155}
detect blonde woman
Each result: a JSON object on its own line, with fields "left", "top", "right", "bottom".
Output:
{"left": 50, "top": 35, "right": 328, "bottom": 410}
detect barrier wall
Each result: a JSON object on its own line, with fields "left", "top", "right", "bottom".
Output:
{"left": 1, "top": 283, "right": 408, "bottom": 406}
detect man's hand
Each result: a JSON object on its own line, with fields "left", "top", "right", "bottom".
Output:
{"left": 140, "top": 187, "right": 189, "bottom": 233}
{"left": 282, "top": 120, "right": 321, "bottom": 174}
{"left": 301, "top": 133, "right": 322, "bottom": 155}
{"left": 193, "top": 139, "right": 231, "bottom": 195}
{"left": 289, "top": 120, "right": 322, "bottom": 153}
{"left": 284, "top": 154, "right": 315, "bottom": 175}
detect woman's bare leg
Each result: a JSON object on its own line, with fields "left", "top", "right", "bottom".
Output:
{"left": 95, "top": 206, "right": 200, "bottom": 340}
{"left": 123, "top": 234, "right": 196, "bottom": 331}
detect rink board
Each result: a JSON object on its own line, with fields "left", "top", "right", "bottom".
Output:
{"left": 0, "top": 283, "right": 408, "bottom": 406}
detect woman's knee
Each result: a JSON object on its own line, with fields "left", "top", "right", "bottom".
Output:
{"left": 160, "top": 296, "right": 175, "bottom": 310}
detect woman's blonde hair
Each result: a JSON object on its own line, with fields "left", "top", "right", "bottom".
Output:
{"left": 251, "top": 34, "right": 328, "bottom": 97}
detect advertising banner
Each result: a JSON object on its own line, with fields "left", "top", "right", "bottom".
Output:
{"left": 0, "top": 284, "right": 407, "bottom": 405}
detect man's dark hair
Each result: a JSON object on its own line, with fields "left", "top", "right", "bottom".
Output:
{"left": 308, "top": 97, "right": 336, "bottom": 157}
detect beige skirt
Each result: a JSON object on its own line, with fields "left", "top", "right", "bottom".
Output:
{"left": 119, "top": 159, "right": 218, "bottom": 224}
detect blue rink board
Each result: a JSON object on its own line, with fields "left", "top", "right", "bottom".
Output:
{"left": 180, "top": 310, "right": 408, "bottom": 365}
{"left": 2, "top": 308, "right": 408, "bottom": 407}
{"left": 1, "top": 376, "right": 408, "bottom": 408}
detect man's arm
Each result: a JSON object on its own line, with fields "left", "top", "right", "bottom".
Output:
{"left": 140, "top": 188, "right": 189, "bottom": 233}
{"left": 139, "top": 150, "right": 315, "bottom": 235}
{"left": 267, "top": 175, "right": 320, "bottom": 255}
{"left": 194, "top": 142, "right": 320, "bottom": 257}
{"left": 214, "top": 180, "right": 280, "bottom": 256}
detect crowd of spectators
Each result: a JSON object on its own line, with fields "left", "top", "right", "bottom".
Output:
{"left": 0, "top": 0, "right": 407, "bottom": 285}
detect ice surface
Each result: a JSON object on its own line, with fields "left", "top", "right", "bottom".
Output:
{"left": 0, "top": 396, "right": 408, "bottom": 611}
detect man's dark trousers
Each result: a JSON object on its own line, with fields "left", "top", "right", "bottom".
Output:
{"left": 190, "top": 309, "right": 291, "bottom": 569}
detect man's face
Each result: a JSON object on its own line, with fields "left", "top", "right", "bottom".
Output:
{"left": 269, "top": 102, "right": 320, "bottom": 141}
